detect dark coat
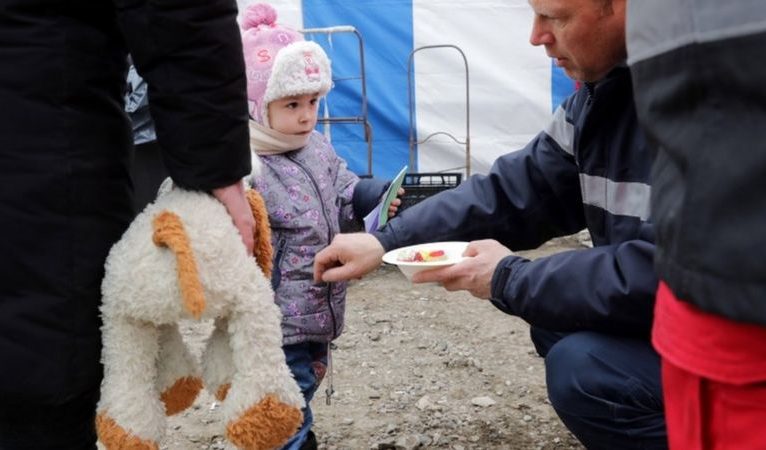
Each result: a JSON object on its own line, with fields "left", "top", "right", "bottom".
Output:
{"left": 375, "top": 67, "right": 658, "bottom": 337}
{"left": 0, "top": 0, "right": 251, "bottom": 409}
{"left": 630, "top": 4, "right": 766, "bottom": 325}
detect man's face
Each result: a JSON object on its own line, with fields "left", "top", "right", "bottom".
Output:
{"left": 528, "top": 0, "right": 626, "bottom": 82}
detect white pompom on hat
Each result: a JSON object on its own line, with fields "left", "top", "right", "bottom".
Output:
{"left": 240, "top": 3, "right": 332, "bottom": 127}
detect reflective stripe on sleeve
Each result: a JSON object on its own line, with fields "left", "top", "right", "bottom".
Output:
{"left": 543, "top": 105, "right": 574, "bottom": 156}
{"left": 580, "top": 173, "right": 651, "bottom": 221}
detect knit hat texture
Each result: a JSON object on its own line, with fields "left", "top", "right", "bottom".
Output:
{"left": 241, "top": 3, "right": 332, "bottom": 126}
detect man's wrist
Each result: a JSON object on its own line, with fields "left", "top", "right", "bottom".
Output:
{"left": 490, "top": 255, "right": 520, "bottom": 302}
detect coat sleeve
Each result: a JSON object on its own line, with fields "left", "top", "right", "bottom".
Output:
{"left": 114, "top": 0, "right": 251, "bottom": 191}
{"left": 373, "top": 130, "right": 587, "bottom": 252}
{"left": 491, "top": 238, "right": 657, "bottom": 337}
{"left": 332, "top": 149, "right": 363, "bottom": 232}
{"left": 351, "top": 178, "right": 389, "bottom": 221}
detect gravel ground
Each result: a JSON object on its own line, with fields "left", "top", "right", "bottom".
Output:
{"left": 153, "top": 235, "right": 589, "bottom": 450}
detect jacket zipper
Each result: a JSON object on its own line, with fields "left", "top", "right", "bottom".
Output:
{"left": 287, "top": 155, "right": 339, "bottom": 339}
{"left": 586, "top": 77, "right": 613, "bottom": 240}
{"left": 585, "top": 82, "right": 596, "bottom": 105}
{"left": 271, "top": 236, "right": 287, "bottom": 290}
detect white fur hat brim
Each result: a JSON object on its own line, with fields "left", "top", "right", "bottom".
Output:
{"left": 261, "top": 40, "right": 332, "bottom": 127}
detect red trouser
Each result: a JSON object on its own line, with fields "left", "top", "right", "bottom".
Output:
{"left": 662, "top": 357, "right": 766, "bottom": 450}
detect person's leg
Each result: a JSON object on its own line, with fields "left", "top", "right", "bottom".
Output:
{"left": 533, "top": 329, "right": 667, "bottom": 450}
{"left": 529, "top": 326, "right": 569, "bottom": 357}
{"left": 0, "top": 388, "right": 99, "bottom": 450}
{"left": 660, "top": 357, "right": 703, "bottom": 450}
{"left": 662, "top": 357, "right": 766, "bottom": 450}
{"left": 281, "top": 342, "right": 328, "bottom": 450}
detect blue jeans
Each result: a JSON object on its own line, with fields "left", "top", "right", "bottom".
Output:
{"left": 530, "top": 327, "right": 667, "bottom": 450}
{"left": 281, "top": 342, "right": 328, "bottom": 450}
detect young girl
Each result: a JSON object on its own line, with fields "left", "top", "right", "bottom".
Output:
{"left": 240, "top": 4, "right": 401, "bottom": 449}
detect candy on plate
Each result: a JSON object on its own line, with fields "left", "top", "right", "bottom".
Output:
{"left": 382, "top": 242, "right": 469, "bottom": 281}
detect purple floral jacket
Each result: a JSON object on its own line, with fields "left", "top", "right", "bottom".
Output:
{"left": 251, "top": 131, "right": 386, "bottom": 345}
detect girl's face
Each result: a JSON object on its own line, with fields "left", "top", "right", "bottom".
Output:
{"left": 267, "top": 93, "right": 320, "bottom": 136}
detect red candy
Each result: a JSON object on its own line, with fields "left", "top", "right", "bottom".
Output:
{"left": 397, "top": 248, "right": 448, "bottom": 263}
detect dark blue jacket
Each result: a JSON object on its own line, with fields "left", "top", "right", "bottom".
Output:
{"left": 374, "top": 66, "right": 657, "bottom": 337}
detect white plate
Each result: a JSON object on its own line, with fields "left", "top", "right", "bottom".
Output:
{"left": 382, "top": 241, "right": 469, "bottom": 281}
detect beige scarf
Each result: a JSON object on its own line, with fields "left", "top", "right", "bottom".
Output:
{"left": 249, "top": 120, "right": 310, "bottom": 155}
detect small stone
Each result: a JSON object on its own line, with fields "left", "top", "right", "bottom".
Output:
{"left": 416, "top": 395, "right": 432, "bottom": 410}
{"left": 395, "top": 434, "right": 421, "bottom": 449}
{"left": 470, "top": 396, "right": 496, "bottom": 407}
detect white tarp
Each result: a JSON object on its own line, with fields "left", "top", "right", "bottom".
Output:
{"left": 236, "top": 0, "right": 574, "bottom": 179}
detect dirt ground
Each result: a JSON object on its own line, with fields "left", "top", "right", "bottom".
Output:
{"left": 157, "top": 235, "right": 589, "bottom": 450}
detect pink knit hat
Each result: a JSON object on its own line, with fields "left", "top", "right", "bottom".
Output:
{"left": 241, "top": 3, "right": 332, "bottom": 127}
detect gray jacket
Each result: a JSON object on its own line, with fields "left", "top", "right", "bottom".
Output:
{"left": 252, "top": 131, "right": 387, "bottom": 344}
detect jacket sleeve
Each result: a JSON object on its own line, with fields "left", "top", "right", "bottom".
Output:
{"left": 490, "top": 238, "right": 657, "bottom": 337}
{"left": 114, "top": 0, "right": 251, "bottom": 191}
{"left": 352, "top": 178, "right": 389, "bottom": 221}
{"left": 333, "top": 152, "right": 363, "bottom": 232}
{"left": 373, "top": 130, "right": 586, "bottom": 252}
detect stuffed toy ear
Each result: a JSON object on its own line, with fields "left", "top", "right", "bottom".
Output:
{"left": 156, "top": 177, "right": 174, "bottom": 198}
{"left": 246, "top": 189, "right": 273, "bottom": 279}
{"left": 152, "top": 211, "right": 206, "bottom": 320}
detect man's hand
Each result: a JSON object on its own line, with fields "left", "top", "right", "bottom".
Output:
{"left": 212, "top": 181, "right": 255, "bottom": 255}
{"left": 314, "top": 233, "right": 385, "bottom": 282}
{"left": 412, "top": 239, "right": 513, "bottom": 299}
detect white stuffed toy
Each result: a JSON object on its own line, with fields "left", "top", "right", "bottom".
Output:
{"left": 95, "top": 171, "right": 303, "bottom": 450}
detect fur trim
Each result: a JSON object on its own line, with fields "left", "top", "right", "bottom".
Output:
{"left": 156, "top": 177, "right": 174, "bottom": 198}
{"left": 96, "top": 413, "right": 159, "bottom": 450}
{"left": 226, "top": 394, "right": 303, "bottom": 450}
{"left": 200, "top": 319, "right": 234, "bottom": 400}
{"left": 216, "top": 383, "right": 232, "bottom": 402}
{"left": 155, "top": 325, "right": 200, "bottom": 413}
{"left": 160, "top": 376, "right": 203, "bottom": 415}
{"left": 260, "top": 41, "right": 332, "bottom": 127}
{"left": 152, "top": 211, "right": 206, "bottom": 319}
{"left": 247, "top": 189, "right": 273, "bottom": 278}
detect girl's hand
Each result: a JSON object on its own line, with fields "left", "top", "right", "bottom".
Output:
{"left": 387, "top": 188, "right": 406, "bottom": 217}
